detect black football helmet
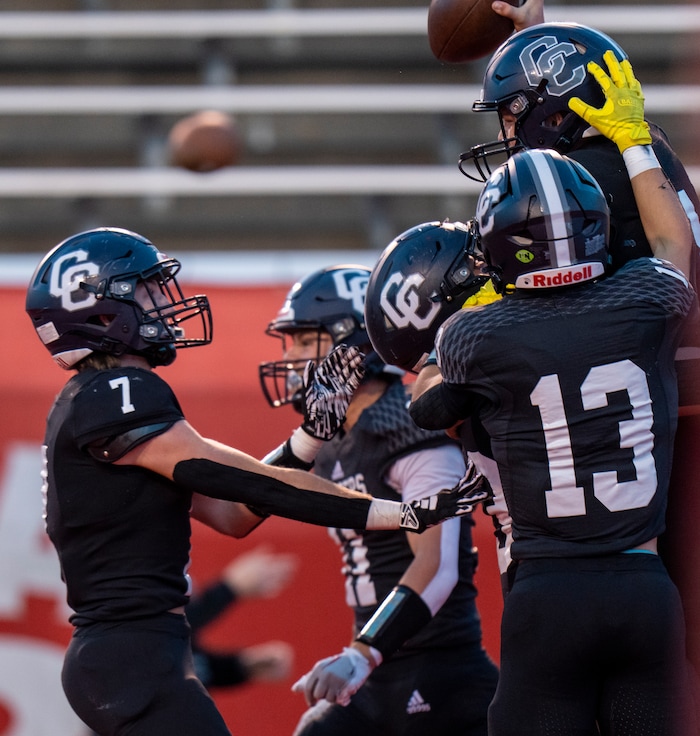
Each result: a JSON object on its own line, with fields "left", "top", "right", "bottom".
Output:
{"left": 460, "top": 23, "right": 628, "bottom": 182}
{"left": 364, "top": 220, "right": 488, "bottom": 372}
{"left": 476, "top": 149, "right": 610, "bottom": 293}
{"left": 260, "top": 265, "right": 384, "bottom": 409}
{"left": 26, "top": 227, "right": 212, "bottom": 369}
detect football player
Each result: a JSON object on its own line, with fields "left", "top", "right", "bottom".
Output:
{"left": 258, "top": 263, "right": 498, "bottom": 736}
{"left": 462, "top": 18, "right": 700, "bottom": 685}
{"left": 25, "top": 228, "right": 481, "bottom": 736}
{"left": 409, "top": 55, "right": 697, "bottom": 734}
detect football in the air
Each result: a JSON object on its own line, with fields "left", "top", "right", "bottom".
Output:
{"left": 428, "top": 0, "right": 518, "bottom": 64}
{"left": 168, "top": 110, "right": 241, "bottom": 172}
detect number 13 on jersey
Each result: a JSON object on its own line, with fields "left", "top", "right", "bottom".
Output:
{"left": 531, "top": 359, "right": 657, "bottom": 519}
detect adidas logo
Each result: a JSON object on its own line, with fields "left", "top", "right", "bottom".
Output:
{"left": 406, "top": 689, "right": 431, "bottom": 714}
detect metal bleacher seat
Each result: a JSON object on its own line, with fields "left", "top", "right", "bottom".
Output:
{"left": 0, "top": 3, "right": 697, "bottom": 256}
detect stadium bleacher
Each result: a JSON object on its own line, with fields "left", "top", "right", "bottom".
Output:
{"left": 0, "top": 1, "right": 696, "bottom": 255}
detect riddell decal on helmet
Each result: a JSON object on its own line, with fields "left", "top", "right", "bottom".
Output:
{"left": 518, "top": 37, "right": 586, "bottom": 97}
{"left": 379, "top": 272, "right": 442, "bottom": 331}
{"left": 515, "top": 262, "right": 605, "bottom": 289}
{"left": 49, "top": 249, "right": 99, "bottom": 312}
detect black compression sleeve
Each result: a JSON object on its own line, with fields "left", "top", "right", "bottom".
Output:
{"left": 409, "top": 384, "right": 463, "bottom": 430}
{"left": 173, "top": 458, "right": 372, "bottom": 529}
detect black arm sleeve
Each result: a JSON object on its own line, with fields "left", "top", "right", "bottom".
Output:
{"left": 186, "top": 581, "right": 237, "bottom": 633}
{"left": 173, "top": 458, "right": 372, "bottom": 529}
{"left": 192, "top": 648, "right": 250, "bottom": 688}
{"left": 410, "top": 384, "right": 464, "bottom": 430}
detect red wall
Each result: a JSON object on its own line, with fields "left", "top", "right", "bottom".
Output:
{"left": 0, "top": 284, "right": 502, "bottom": 736}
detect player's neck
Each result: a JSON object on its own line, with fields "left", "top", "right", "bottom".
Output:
{"left": 345, "top": 378, "right": 388, "bottom": 431}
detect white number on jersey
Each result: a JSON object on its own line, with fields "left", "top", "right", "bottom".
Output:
{"left": 531, "top": 359, "right": 657, "bottom": 518}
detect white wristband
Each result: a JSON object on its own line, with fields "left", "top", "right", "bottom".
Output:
{"left": 366, "top": 498, "right": 402, "bottom": 530}
{"left": 622, "top": 145, "right": 661, "bottom": 179}
{"left": 288, "top": 426, "right": 324, "bottom": 464}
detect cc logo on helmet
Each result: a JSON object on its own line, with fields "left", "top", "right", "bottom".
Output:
{"left": 49, "top": 249, "right": 99, "bottom": 312}
{"left": 332, "top": 269, "right": 369, "bottom": 315}
{"left": 379, "top": 271, "right": 442, "bottom": 331}
{"left": 518, "top": 36, "right": 585, "bottom": 98}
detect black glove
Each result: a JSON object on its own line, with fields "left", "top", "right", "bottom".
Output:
{"left": 301, "top": 344, "right": 366, "bottom": 441}
{"left": 399, "top": 463, "right": 492, "bottom": 533}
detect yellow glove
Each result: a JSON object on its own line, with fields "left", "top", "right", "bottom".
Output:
{"left": 462, "top": 278, "right": 501, "bottom": 308}
{"left": 568, "top": 49, "right": 651, "bottom": 153}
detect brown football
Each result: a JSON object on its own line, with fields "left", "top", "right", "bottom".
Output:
{"left": 168, "top": 110, "right": 241, "bottom": 172}
{"left": 428, "top": 0, "right": 518, "bottom": 64}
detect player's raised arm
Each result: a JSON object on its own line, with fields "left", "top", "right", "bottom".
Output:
{"left": 569, "top": 51, "right": 693, "bottom": 278}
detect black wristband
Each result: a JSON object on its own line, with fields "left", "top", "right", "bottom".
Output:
{"left": 356, "top": 584, "right": 431, "bottom": 660}
{"left": 261, "top": 438, "right": 315, "bottom": 471}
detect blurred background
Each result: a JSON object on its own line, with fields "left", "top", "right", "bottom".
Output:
{"left": 0, "top": 0, "right": 696, "bottom": 259}
{"left": 0, "top": 2, "right": 697, "bottom": 735}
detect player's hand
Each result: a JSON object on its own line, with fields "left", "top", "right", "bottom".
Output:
{"left": 492, "top": 0, "right": 544, "bottom": 32}
{"left": 568, "top": 50, "right": 651, "bottom": 153}
{"left": 301, "top": 344, "right": 365, "bottom": 441}
{"left": 399, "top": 462, "right": 492, "bottom": 533}
{"left": 291, "top": 646, "right": 373, "bottom": 707}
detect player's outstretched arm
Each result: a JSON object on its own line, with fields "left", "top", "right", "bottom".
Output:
{"left": 114, "top": 419, "right": 480, "bottom": 534}
{"left": 569, "top": 50, "right": 693, "bottom": 277}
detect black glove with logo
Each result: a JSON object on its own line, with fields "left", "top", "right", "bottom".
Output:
{"left": 301, "top": 344, "right": 366, "bottom": 441}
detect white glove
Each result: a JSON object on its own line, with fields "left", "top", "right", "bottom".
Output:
{"left": 291, "top": 646, "right": 373, "bottom": 707}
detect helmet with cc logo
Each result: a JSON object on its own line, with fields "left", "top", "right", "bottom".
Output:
{"left": 364, "top": 220, "right": 488, "bottom": 372}
{"left": 259, "top": 265, "right": 393, "bottom": 409}
{"left": 459, "top": 23, "right": 628, "bottom": 182}
{"left": 26, "top": 227, "right": 212, "bottom": 369}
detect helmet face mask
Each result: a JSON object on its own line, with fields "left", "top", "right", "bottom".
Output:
{"left": 26, "top": 227, "right": 213, "bottom": 369}
{"left": 260, "top": 265, "right": 372, "bottom": 410}
{"left": 464, "top": 22, "right": 628, "bottom": 182}
{"left": 364, "top": 220, "right": 489, "bottom": 373}
{"left": 476, "top": 149, "right": 610, "bottom": 294}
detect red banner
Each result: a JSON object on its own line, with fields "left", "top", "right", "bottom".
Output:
{"left": 0, "top": 284, "right": 502, "bottom": 736}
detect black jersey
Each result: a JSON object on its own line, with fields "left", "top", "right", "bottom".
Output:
{"left": 436, "top": 258, "right": 694, "bottom": 560}
{"left": 43, "top": 367, "right": 189, "bottom": 624}
{"left": 313, "top": 379, "right": 483, "bottom": 651}
{"left": 569, "top": 125, "right": 700, "bottom": 353}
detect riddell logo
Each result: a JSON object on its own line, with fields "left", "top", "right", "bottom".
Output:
{"left": 516, "top": 263, "right": 603, "bottom": 289}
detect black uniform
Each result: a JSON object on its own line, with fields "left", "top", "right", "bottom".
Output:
{"left": 428, "top": 258, "right": 696, "bottom": 734}
{"left": 44, "top": 367, "right": 231, "bottom": 736}
{"left": 295, "top": 379, "right": 498, "bottom": 736}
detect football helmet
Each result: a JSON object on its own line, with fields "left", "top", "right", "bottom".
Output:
{"left": 260, "top": 265, "right": 378, "bottom": 409}
{"left": 460, "top": 23, "right": 628, "bottom": 182}
{"left": 476, "top": 149, "right": 610, "bottom": 293}
{"left": 26, "top": 227, "right": 212, "bottom": 369}
{"left": 364, "top": 220, "right": 488, "bottom": 372}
